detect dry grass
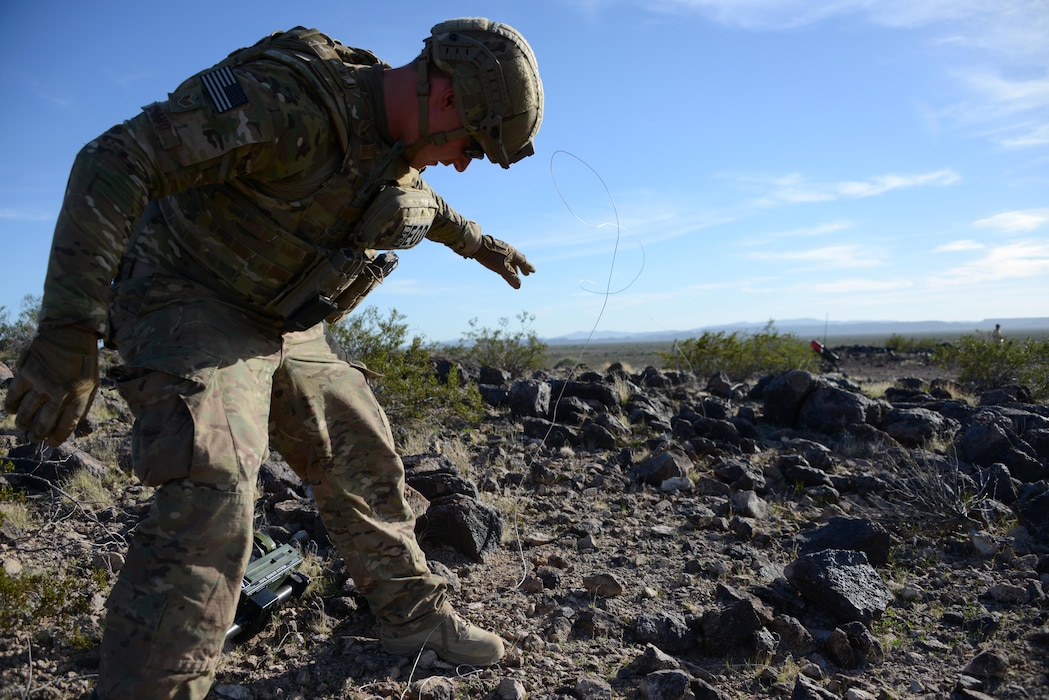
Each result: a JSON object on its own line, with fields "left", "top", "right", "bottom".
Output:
{"left": 0, "top": 500, "right": 37, "bottom": 531}
{"left": 882, "top": 448, "right": 993, "bottom": 534}
{"left": 61, "top": 468, "right": 116, "bottom": 509}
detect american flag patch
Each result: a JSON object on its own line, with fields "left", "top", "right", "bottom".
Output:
{"left": 201, "top": 66, "right": 248, "bottom": 112}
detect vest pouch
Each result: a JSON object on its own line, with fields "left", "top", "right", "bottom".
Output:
{"left": 269, "top": 248, "right": 371, "bottom": 332}
{"left": 324, "top": 252, "right": 399, "bottom": 325}
{"left": 351, "top": 185, "right": 438, "bottom": 249}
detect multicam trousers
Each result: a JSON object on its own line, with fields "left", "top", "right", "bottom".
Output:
{"left": 97, "top": 268, "right": 447, "bottom": 699}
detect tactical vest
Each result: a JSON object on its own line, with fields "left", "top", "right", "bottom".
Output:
{"left": 135, "top": 28, "right": 411, "bottom": 317}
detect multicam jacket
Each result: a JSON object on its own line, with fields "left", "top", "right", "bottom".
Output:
{"left": 39, "top": 27, "right": 479, "bottom": 335}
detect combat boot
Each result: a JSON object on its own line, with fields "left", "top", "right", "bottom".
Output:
{"left": 381, "top": 609, "right": 505, "bottom": 666}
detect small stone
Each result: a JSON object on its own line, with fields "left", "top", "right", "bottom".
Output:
{"left": 845, "top": 689, "right": 877, "bottom": 700}
{"left": 985, "top": 583, "right": 1028, "bottom": 605}
{"left": 661, "top": 476, "right": 693, "bottom": 492}
{"left": 963, "top": 649, "right": 1010, "bottom": 679}
{"left": 410, "top": 675, "right": 455, "bottom": 699}
{"left": 492, "top": 678, "right": 527, "bottom": 700}
{"left": 582, "top": 572, "right": 625, "bottom": 597}
{"left": 213, "top": 685, "right": 252, "bottom": 700}
{"left": 523, "top": 531, "right": 558, "bottom": 546}
{"left": 650, "top": 525, "right": 676, "bottom": 538}
{"left": 898, "top": 583, "right": 923, "bottom": 602}
{"left": 970, "top": 530, "right": 998, "bottom": 556}
{"left": 574, "top": 676, "right": 613, "bottom": 699}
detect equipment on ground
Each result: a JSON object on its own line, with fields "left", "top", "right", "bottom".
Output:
{"left": 226, "top": 530, "right": 312, "bottom": 644}
{"left": 810, "top": 339, "right": 841, "bottom": 366}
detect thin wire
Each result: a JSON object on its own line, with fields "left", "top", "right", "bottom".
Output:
{"left": 503, "top": 150, "right": 642, "bottom": 588}
{"left": 549, "top": 150, "right": 645, "bottom": 299}
{"left": 391, "top": 151, "right": 644, "bottom": 687}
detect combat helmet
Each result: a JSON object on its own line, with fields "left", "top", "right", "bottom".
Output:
{"left": 415, "top": 18, "right": 543, "bottom": 168}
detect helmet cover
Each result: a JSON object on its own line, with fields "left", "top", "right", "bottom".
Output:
{"left": 422, "top": 18, "right": 543, "bottom": 168}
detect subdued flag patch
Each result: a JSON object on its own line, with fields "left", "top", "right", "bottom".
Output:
{"left": 201, "top": 66, "right": 248, "bottom": 112}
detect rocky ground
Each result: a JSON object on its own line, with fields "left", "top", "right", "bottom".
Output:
{"left": 1, "top": 346, "right": 1048, "bottom": 700}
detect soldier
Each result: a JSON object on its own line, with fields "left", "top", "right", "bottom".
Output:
{"left": 5, "top": 18, "right": 542, "bottom": 699}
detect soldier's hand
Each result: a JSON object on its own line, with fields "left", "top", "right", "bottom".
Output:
{"left": 472, "top": 235, "right": 535, "bottom": 289}
{"left": 4, "top": 326, "right": 100, "bottom": 446}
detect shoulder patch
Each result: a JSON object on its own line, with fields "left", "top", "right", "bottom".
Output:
{"left": 201, "top": 66, "right": 248, "bottom": 112}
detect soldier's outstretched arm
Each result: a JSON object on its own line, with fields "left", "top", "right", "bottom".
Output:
{"left": 469, "top": 234, "right": 535, "bottom": 289}
{"left": 417, "top": 179, "right": 535, "bottom": 289}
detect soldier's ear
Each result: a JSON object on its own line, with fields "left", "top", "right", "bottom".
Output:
{"left": 438, "top": 86, "right": 456, "bottom": 112}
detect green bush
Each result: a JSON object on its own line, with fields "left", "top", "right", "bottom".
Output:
{"left": 933, "top": 331, "right": 1049, "bottom": 399}
{"left": 452, "top": 310, "right": 547, "bottom": 377}
{"left": 328, "top": 306, "right": 482, "bottom": 426}
{"left": 659, "top": 320, "right": 817, "bottom": 382}
{"left": 0, "top": 565, "right": 106, "bottom": 648}
{"left": 0, "top": 294, "right": 40, "bottom": 365}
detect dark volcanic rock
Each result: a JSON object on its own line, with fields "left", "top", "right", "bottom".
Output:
{"left": 416, "top": 493, "right": 503, "bottom": 562}
{"left": 784, "top": 549, "right": 891, "bottom": 624}
{"left": 791, "top": 516, "right": 891, "bottom": 567}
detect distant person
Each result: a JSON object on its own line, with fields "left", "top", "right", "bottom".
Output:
{"left": 5, "top": 18, "right": 542, "bottom": 700}
{"left": 992, "top": 323, "right": 1004, "bottom": 343}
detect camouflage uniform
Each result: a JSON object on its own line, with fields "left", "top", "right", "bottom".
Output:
{"left": 30, "top": 28, "right": 496, "bottom": 698}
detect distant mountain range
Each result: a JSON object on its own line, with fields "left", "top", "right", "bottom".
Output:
{"left": 545, "top": 317, "right": 1049, "bottom": 345}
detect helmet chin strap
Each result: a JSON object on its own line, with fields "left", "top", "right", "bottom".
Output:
{"left": 401, "top": 60, "right": 473, "bottom": 163}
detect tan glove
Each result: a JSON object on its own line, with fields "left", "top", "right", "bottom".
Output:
{"left": 4, "top": 325, "right": 100, "bottom": 446}
{"left": 472, "top": 235, "right": 536, "bottom": 289}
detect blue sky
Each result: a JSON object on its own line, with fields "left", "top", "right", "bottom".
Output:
{"left": 2, "top": 0, "right": 1047, "bottom": 343}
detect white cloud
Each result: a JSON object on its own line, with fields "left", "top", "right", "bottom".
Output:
{"left": 0, "top": 208, "right": 51, "bottom": 222}
{"left": 973, "top": 209, "right": 1049, "bottom": 234}
{"left": 935, "top": 239, "right": 984, "bottom": 252}
{"left": 799, "top": 278, "right": 912, "bottom": 294}
{"left": 641, "top": 0, "right": 1049, "bottom": 61}
{"left": 645, "top": 0, "right": 842, "bottom": 29}
{"left": 964, "top": 71, "right": 1049, "bottom": 112}
{"left": 742, "top": 220, "right": 854, "bottom": 247}
{"left": 1000, "top": 123, "right": 1049, "bottom": 148}
{"left": 948, "top": 70, "right": 1049, "bottom": 143}
{"left": 837, "top": 170, "right": 962, "bottom": 197}
{"left": 744, "top": 169, "right": 960, "bottom": 207}
{"left": 748, "top": 244, "right": 884, "bottom": 269}
{"left": 624, "top": 0, "right": 1049, "bottom": 150}
{"left": 929, "top": 240, "right": 1049, "bottom": 285}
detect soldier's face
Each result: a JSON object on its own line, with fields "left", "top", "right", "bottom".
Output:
{"left": 411, "top": 135, "right": 474, "bottom": 172}
{"left": 409, "top": 79, "right": 474, "bottom": 172}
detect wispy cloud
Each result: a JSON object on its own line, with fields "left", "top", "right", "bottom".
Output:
{"left": 103, "top": 69, "right": 157, "bottom": 88}
{"left": 0, "top": 208, "right": 52, "bottom": 221}
{"left": 747, "top": 244, "right": 884, "bottom": 269}
{"left": 1000, "top": 123, "right": 1049, "bottom": 148}
{"left": 935, "top": 239, "right": 984, "bottom": 252}
{"left": 742, "top": 169, "right": 960, "bottom": 207}
{"left": 963, "top": 71, "right": 1049, "bottom": 113}
{"left": 622, "top": 0, "right": 1049, "bottom": 148}
{"left": 741, "top": 220, "right": 854, "bottom": 247}
{"left": 973, "top": 209, "right": 1049, "bottom": 234}
{"left": 949, "top": 69, "right": 1049, "bottom": 148}
{"left": 640, "top": 0, "right": 1048, "bottom": 61}
{"left": 798, "top": 278, "right": 913, "bottom": 294}
{"left": 929, "top": 240, "right": 1049, "bottom": 285}
{"left": 644, "top": 0, "right": 841, "bottom": 29}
